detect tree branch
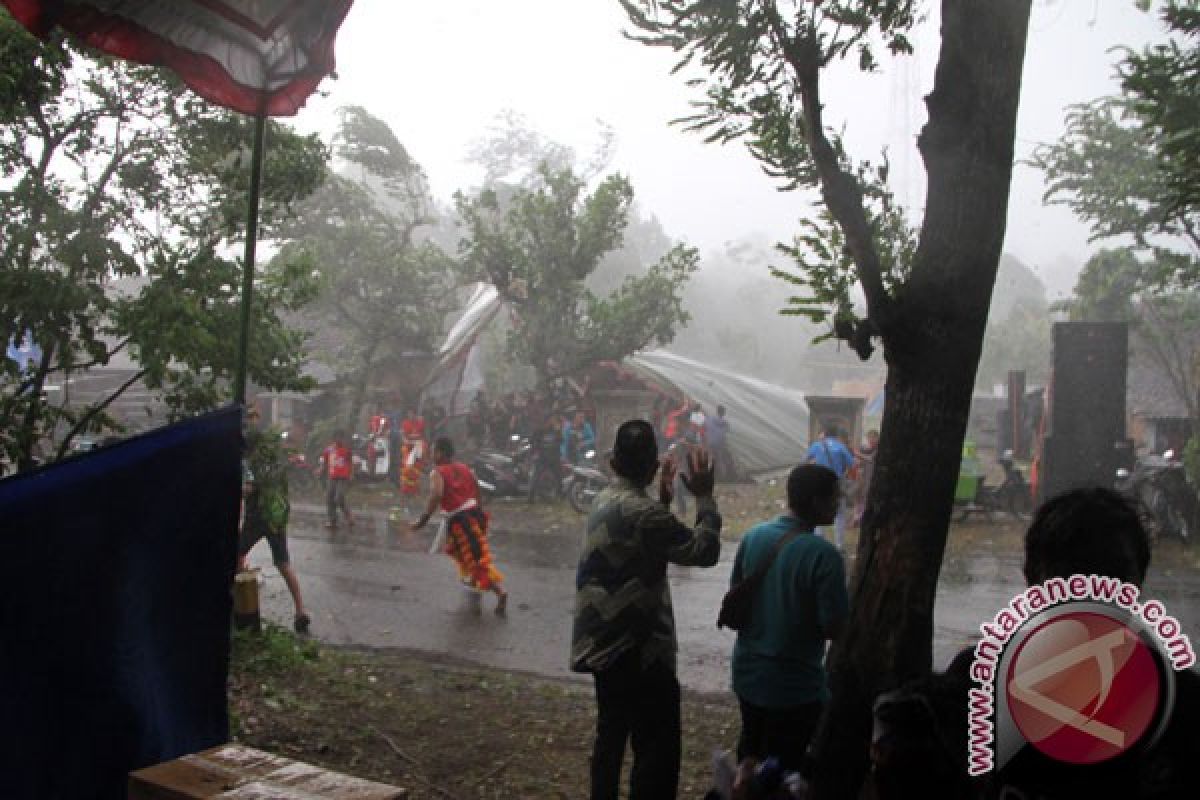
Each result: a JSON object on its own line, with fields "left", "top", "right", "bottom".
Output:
{"left": 54, "top": 367, "right": 148, "bottom": 461}
{"left": 764, "top": 5, "right": 892, "bottom": 328}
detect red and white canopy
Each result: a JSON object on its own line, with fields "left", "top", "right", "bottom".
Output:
{"left": 1, "top": 0, "right": 353, "bottom": 116}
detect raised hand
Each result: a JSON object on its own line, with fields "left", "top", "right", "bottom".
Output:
{"left": 658, "top": 454, "right": 676, "bottom": 506}
{"left": 680, "top": 446, "right": 715, "bottom": 498}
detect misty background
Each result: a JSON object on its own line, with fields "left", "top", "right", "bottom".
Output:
{"left": 283, "top": 0, "right": 1165, "bottom": 393}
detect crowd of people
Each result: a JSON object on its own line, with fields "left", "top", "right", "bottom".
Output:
{"left": 238, "top": 402, "right": 1193, "bottom": 799}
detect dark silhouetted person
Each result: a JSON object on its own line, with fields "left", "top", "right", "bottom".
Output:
{"left": 572, "top": 419, "right": 722, "bottom": 800}
{"left": 869, "top": 487, "right": 1200, "bottom": 800}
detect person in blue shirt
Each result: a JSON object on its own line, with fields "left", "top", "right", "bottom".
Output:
{"left": 561, "top": 410, "right": 596, "bottom": 464}
{"left": 730, "top": 463, "right": 848, "bottom": 774}
{"left": 805, "top": 427, "right": 855, "bottom": 552}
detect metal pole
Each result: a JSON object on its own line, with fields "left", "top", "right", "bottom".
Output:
{"left": 233, "top": 112, "right": 268, "bottom": 406}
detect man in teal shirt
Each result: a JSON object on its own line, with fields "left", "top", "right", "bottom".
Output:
{"left": 730, "top": 464, "right": 848, "bottom": 773}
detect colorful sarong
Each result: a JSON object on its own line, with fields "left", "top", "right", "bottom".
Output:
{"left": 444, "top": 506, "right": 503, "bottom": 591}
{"left": 399, "top": 441, "right": 424, "bottom": 495}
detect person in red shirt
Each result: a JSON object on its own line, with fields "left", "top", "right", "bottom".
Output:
{"left": 317, "top": 429, "right": 355, "bottom": 530}
{"left": 399, "top": 409, "right": 427, "bottom": 496}
{"left": 410, "top": 436, "right": 508, "bottom": 615}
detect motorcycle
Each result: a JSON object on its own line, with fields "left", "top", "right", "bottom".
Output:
{"left": 956, "top": 450, "right": 1032, "bottom": 522}
{"left": 1120, "top": 451, "right": 1195, "bottom": 542}
{"left": 351, "top": 432, "right": 392, "bottom": 482}
{"left": 472, "top": 435, "right": 532, "bottom": 498}
{"left": 565, "top": 449, "right": 611, "bottom": 514}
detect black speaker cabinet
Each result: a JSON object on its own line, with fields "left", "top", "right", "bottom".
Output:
{"left": 1039, "top": 322, "right": 1128, "bottom": 503}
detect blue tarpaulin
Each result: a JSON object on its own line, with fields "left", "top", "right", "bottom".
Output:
{"left": 0, "top": 407, "right": 242, "bottom": 799}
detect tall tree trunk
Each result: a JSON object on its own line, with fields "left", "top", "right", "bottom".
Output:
{"left": 808, "top": 2, "right": 1032, "bottom": 796}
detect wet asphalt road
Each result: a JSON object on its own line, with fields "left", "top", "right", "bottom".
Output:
{"left": 245, "top": 503, "right": 1200, "bottom": 693}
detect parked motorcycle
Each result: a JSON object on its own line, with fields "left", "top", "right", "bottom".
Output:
{"left": 565, "top": 449, "right": 611, "bottom": 514}
{"left": 956, "top": 450, "right": 1031, "bottom": 522}
{"left": 351, "top": 432, "right": 392, "bottom": 482}
{"left": 472, "top": 435, "right": 532, "bottom": 499}
{"left": 1120, "top": 451, "right": 1195, "bottom": 542}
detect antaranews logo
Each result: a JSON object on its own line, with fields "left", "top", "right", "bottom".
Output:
{"left": 966, "top": 574, "right": 1195, "bottom": 776}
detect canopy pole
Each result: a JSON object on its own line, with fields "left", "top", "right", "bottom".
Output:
{"left": 233, "top": 112, "right": 268, "bottom": 406}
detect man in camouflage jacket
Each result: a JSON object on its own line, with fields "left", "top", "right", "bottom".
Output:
{"left": 571, "top": 418, "right": 722, "bottom": 800}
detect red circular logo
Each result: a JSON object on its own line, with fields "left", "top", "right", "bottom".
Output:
{"left": 1005, "top": 612, "right": 1161, "bottom": 764}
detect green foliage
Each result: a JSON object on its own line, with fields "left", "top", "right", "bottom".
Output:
{"left": 1121, "top": 1, "right": 1200, "bottom": 219}
{"left": 231, "top": 623, "right": 321, "bottom": 676}
{"left": 621, "top": 1, "right": 921, "bottom": 346}
{"left": 1032, "top": 2, "right": 1200, "bottom": 482}
{"left": 1065, "top": 248, "right": 1199, "bottom": 477}
{"left": 0, "top": 14, "right": 327, "bottom": 471}
{"left": 1030, "top": 1, "right": 1199, "bottom": 290}
{"left": 273, "top": 106, "right": 457, "bottom": 426}
{"left": 770, "top": 160, "right": 916, "bottom": 332}
{"left": 456, "top": 163, "right": 697, "bottom": 383}
{"left": 1028, "top": 97, "right": 1193, "bottom": 271}
{"left": 1064, "top": 248, "right": 1152, "bottom": 322}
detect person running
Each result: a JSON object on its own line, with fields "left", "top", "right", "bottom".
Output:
{"left": 729, "top": 464, "right": 848, "bottom": 773}
{"left": 317, "top": 428, "right": 355, "bottom": 530}
{"left": 572, "top": 419, "right": 722, "bottom": 800}
{"left": 239, "top": 407, "right": 310, "bottom": 633}
{"left": 410, "top": 437, "right": 508, "bottom": 614}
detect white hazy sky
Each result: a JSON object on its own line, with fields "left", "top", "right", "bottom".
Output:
{"left": 290, "top": 0, "right": 1169, "bottom": 300}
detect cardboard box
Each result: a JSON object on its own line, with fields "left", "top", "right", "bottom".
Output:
{"left": 128, "top": 744, "right": 406, "bottom": 799}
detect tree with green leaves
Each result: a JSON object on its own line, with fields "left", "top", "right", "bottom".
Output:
{"left": 1031, "top": 0, "right": 1199, "bottom": 483}
{"left": 273, "top": 106, "right": 458, "bottom": 426}
{"left": 0, "top": 12, "right": 326, "bottom": 473}
{"left": 455, "top": 162, "right": 698, "bottom": 388}
{"left": 1066, "top": 248, "right": 1198, "bottom": 472}
{"left": 1125, "top": 0, "right": 1200, "bottom": 222}
{"left": 622, "top": 1, "right": 1033, "bottom": 792}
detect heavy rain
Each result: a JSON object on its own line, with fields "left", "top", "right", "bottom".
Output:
{"left": 2, "top": 2, "right": 1198, "bottom": 799}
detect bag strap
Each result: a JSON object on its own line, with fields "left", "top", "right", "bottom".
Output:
{"left": 738, "top": 526, "right": 803, "bottom": 587}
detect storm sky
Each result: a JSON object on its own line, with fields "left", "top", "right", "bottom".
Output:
{"left": 290, "top": 1, "right": 1168, "bottom": 300}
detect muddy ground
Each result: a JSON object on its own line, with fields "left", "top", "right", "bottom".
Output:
{"left": 230, "top": 477, "right": 1200, "bottom": 798}
{"left": 229, "top": 626, "right": 738, "bottom": 799}
{"left": 229, "top": 480, "right": 777, "bottom": 799}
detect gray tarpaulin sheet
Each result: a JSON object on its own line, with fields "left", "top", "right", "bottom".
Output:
{"left": 626, "top": 350, "right": 809, "bottom": 474}
{"left": 423, "top": 288, "right": 810, "bottom": 473}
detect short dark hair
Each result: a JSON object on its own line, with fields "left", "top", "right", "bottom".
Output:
{"left": 717, "top": 405, "right": 726, "bottom": 416}
{"left": 824, "top": 426, "right": 840, "bottom": 438}
{"left": 434, "top": 436, "right": 455, "bottom": 459}
{"left": 1024, "top": 487, "right": 1150, "bottom": 587}
{"left": 612, "top": 419, "right": 658, "bottom": 484}
{"left": 787, "top": 464, "right": 839, "bottom": 516}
